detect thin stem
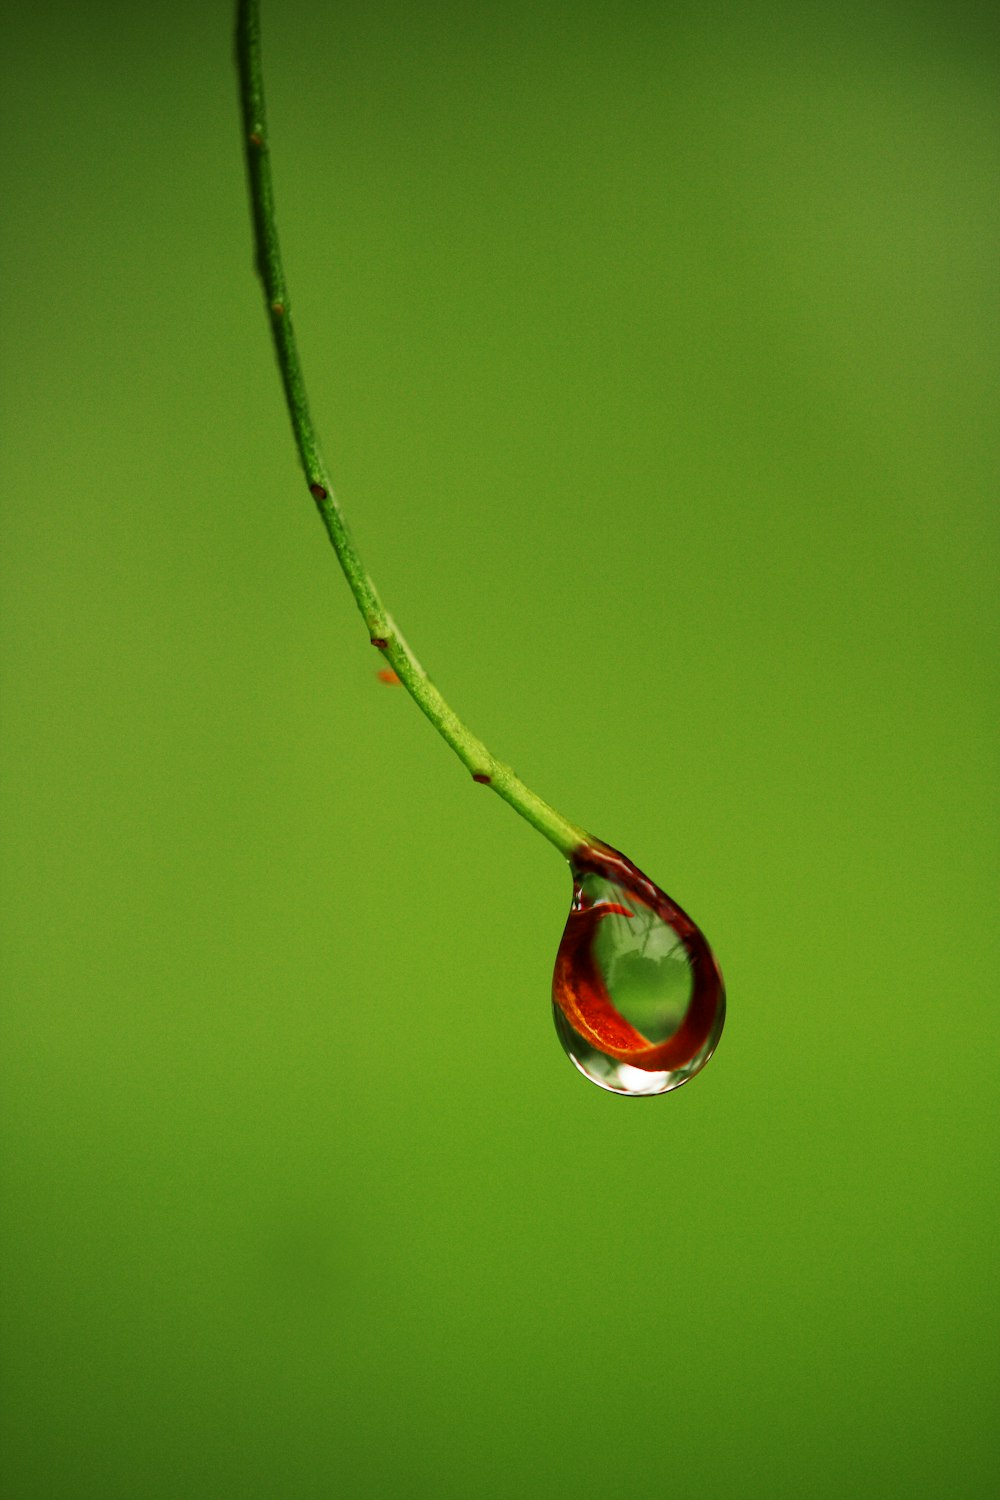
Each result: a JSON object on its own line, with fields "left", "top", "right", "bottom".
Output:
{"left": 236, "top": 0, "right": 589, "bottom": 861}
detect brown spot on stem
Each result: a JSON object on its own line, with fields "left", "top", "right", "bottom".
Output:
{"left": 370, "top": 636, "right": 388, "bottom": 649}
{"left": 270, "top": 301, "right": 285, "bottom": 317}
{"left": 309, "top": 483, "right": 327, "bottom": 501}
{"left": 472, "top": 773, "right": 492, "bottom": 784}
{"left": 248, "top": 132, "right": 264, "bottom": 148}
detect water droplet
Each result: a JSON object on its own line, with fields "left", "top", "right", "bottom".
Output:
{"left": 553, "top": 842, "right": 725, "bottom": 1096}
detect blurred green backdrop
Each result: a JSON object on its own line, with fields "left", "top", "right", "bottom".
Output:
{"left": 2, "top": 1, "right": 996, "bottom": 1496}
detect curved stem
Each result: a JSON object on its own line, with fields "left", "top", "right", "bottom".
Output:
{"left": 236, "top": 0, "right": 588, "bottom": 860}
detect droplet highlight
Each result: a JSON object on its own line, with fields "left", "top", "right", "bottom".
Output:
{"left": 553, "top": 841, "right": 725, "bottom": 1096}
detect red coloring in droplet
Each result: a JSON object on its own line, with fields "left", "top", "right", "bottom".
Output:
{"left": 377, "top": 668, "right": 400, "bottom": 685}
{"left": 553, "top": 840, "right": 724, "bottom": 1074}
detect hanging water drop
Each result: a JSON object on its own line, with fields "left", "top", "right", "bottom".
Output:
{"left": 553, "top": 842, "right": 725, "bottom": 1096}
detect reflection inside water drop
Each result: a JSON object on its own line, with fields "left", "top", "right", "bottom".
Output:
{"left": 552, "top": 842, "right": 725, "bottom": 1096}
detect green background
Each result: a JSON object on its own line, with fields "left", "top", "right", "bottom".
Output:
{"left": 2, "top": 2, "right": 996, "bottom": 1495}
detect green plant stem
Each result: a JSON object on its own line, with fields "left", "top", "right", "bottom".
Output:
{"left": 236, "top": 0, "right": 589, "bottom": 861}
